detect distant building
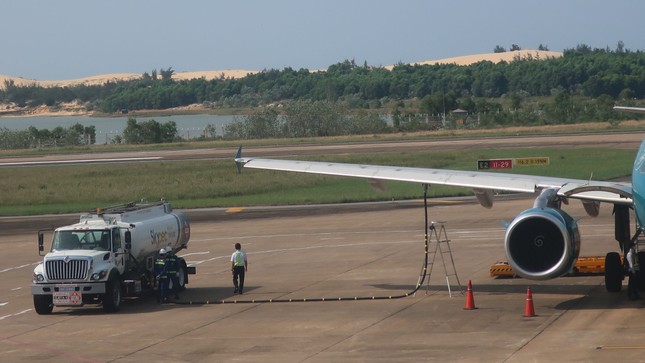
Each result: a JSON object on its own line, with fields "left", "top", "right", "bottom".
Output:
{"left": 451, "top": 108, "right": 469, "bottom": 127}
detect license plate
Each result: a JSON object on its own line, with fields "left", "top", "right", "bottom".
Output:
{"left": 53, "top": 285, "right": 82, "bottom": 306}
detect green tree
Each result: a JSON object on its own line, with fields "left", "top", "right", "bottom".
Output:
{"left": 510, "top": 92, "right": 522, "bottom": 109}
{"left": 224, "top": 108, "right": 281, "bottom": 139}
{"left": 283, "top": 100, "right": 349, "bottom": 137}
{"left": 122, "top": 118, "right": 178, "bottom": 144}
{"left": 420, "top": 92, "right": 457, "bottom": 114}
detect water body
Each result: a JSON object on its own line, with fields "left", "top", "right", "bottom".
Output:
{"left": 0, "top": 114, "right": 238, "bottom": 144}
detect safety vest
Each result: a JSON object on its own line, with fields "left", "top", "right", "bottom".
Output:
{"left": 233, "top": 251, "right": 245, "bottom": 267}
{"left": 166, "top": 255, "right": 178, "bottom": 274}
{"left": 155, "top": 258, "right": 168, "bottom": 279}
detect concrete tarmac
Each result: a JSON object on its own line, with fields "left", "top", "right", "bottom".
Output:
{"left": 1, "top": 197, "right": 644, "bottom": 362}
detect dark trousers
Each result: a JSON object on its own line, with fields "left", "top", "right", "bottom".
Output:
{"left": 233, "top": 266, "right": 245, "bottom": 293}
{"left": 158, "top": 277, "right": 169, "bottom": 301}
{"left": 169, "top": 273, "right": 180, "bottom": 297}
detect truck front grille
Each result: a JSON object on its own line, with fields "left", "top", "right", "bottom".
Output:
{"left": 45, "top": 259, "right": 89, "bottom": 280}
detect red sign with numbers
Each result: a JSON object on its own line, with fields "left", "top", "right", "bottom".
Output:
{"left": 477, "top": 159, "right": 513, "bottom": 170}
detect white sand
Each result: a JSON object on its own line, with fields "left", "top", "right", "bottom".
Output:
{"left": 0, "top": 50, "right": 562, "bottom": 90}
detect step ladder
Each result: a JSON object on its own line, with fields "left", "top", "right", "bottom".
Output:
{"left": 424, "top": 222, "right": 463, "bottom": 297}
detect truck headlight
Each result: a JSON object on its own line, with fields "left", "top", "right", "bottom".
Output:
{"left": 33, "top": 273, "right": 45, "bottom": 283}
{"left": 90, "top": 270, "right": 108, "bottom": 281}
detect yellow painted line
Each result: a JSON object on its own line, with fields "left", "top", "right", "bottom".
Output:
{"left": 597, "top": 346, "right": 645, "bottom": 350}
{"left": 225, "top": 207, "right": 245, "bottom": 213}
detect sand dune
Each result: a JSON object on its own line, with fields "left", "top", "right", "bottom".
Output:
{"left": 0, "top": 70, "right": 258, "bottom": 90}
{"left": 0, "top": 50, "right": 561, "bottom": 90}
{"left": 409, "top": 49, "right": 562, "bottom": 67}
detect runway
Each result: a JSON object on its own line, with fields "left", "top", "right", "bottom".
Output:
{"left": 1, "top": 197, "right": 643, "bottom": 362}
{"left": 0, "top": 131, "right": 643, "bottom": 167}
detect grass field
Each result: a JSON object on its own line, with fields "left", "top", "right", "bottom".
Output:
{"left": 0, "top": 147, "right": 635, "bottom": 216}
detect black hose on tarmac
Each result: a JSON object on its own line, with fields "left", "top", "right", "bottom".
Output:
{"left": 171, "top": 185, "right": 432, "bottom": 305}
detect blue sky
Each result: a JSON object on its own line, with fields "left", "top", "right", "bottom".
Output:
{"left": 2, "top": 0, "right": 644, "bottom": 80}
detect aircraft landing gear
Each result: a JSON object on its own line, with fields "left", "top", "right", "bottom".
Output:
{"left": 605, "top": 251, "right": 623, "bottom": 292}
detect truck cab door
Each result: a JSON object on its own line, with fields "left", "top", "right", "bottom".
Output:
{"left": 112, "top": 228, "right": 126, "bottom": 274}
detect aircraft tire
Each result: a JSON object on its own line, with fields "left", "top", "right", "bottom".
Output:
{"left": 637, "top": 251, "right": 645, "bottom": 291}
{"left": 605, "top": 252, "right": 623, "bottom": 293}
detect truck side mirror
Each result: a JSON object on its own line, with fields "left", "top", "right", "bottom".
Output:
{"left": 38, "top": 232, "right": 44, "bottom": 256}
{"left": 125, "top": 231, "right": 132, "bottom": 250}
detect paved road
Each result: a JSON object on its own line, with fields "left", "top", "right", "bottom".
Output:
{"left": 1, "top": 197, "right": 643, "bottom": 362}
{"left": 0, "top": 131, "right": 643, "bottom": 166}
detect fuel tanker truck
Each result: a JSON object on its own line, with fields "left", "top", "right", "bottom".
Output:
{"left": 31, "top": 201, "right": 194, "bottom": 314}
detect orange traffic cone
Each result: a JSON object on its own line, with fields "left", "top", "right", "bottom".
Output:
{"left": 524, "top": 287, "right": 536, "bottom": 317}
{"left": 464, "top": 280, "right": 476, "bottom": 310}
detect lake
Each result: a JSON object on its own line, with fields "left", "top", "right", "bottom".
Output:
{"left": 0, "top": 114, "right": 238, "bottom": 144}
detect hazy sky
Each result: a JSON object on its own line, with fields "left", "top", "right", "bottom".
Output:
{"left": 3, "top": 0, "right": 644, "bottom": 80}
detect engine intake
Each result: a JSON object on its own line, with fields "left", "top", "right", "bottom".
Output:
{"left": 504, "top": 207, "right": 580, "bottom": 280}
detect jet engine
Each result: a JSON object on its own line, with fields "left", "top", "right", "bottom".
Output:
{"left": 504, "top": 207, "right": 580, "bottom": 280}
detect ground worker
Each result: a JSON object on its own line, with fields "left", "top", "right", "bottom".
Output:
{"left": 231, "top": 242, "right": 248, "bottom": 294}
{"left": 155, "top": 248, "right": 169, "bottom": 303}
{"left": 626, "top": 245, "right": 641, "bottom": 300}
{"left": 165, "top": 246, "right": 181, "bottom": 299}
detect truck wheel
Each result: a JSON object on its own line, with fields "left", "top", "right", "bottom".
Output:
{"left": 103, "top": 276, "right": 122, "bottom": 313}
{"left": 33, "top": 295, "right": 53, "bottom": 315}
{"left": 178, "top": 260, "right": 188, "bottom": 291}
{"left": 605, "top": 252, "right": 623, "bottom": 292}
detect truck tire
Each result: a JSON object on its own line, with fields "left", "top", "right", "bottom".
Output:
{"left": 605, "top": 252, "right": 623, "bottom": 292}
{"left": 178, "top": 259, "right": 188, "bottom": 291}
{"left": 103, "top": 275, "right": 122, "bottom": 313}
{"left": 33, "top": 295, "right": 53, "bottom": 315}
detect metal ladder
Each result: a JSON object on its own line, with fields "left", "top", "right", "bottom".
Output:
{"left": 424, "top": 222, "right": 463, "bottom": 297}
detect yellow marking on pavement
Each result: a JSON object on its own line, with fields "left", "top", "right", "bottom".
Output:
{"left": 598, "top": 346, "right": 645, "bottom": 350}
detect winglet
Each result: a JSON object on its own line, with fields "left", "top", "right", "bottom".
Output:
{"left": 614, "top": 106, "right": 645, "bottom": 114}
{"left": 235, "top": 145, "right": 244, "bottom": 174}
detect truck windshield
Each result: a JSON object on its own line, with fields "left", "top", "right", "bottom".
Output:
{"left": 52, "top": 230, "right": 111, "bottom": 251}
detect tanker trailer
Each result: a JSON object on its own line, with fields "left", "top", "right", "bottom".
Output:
{"left": 31, "top": 201, "right": 194, "bottom": 314}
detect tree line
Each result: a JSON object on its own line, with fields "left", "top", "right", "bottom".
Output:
{"left": 1, "top": 43, "right": 645, "bottom": 149}
{"left": 2, "top": 45, "right": 644, "bottom": 114}
{"left": 0, "top": 124, "right": 96, "bottom": 149}
{"left": 98, "top": 45, "right": 645, "bottom": 112}
{"left": 0, "top": 118, "right": 184, "bottom": 149}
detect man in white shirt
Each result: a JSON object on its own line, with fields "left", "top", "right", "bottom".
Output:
{"left": 231, "top": 243, "right": 248, "bottom": 294}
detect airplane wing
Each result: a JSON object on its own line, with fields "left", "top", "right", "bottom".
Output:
{"left": 235, "top": 151, "right": 633, "bottom": 207}
{"left": 613, "top": 106, "right": 645, "bottom": 114}
{"left": 234, "top": 143, "right": 634, "bottom": 282}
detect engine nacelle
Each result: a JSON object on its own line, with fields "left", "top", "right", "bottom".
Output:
{"left": 504, "top": 207, "right": 580, "bottom": 280}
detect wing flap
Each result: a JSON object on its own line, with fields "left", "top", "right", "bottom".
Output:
{"left": 558, "top": 181, "right": 633, "bottom": 205}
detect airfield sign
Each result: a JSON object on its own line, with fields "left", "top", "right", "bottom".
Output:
{"left": 514, "top": 157, "right": 550, "bottom": 166}
{"left": 477, "top": 159, "right": 513, "bottom": 170}
{"left": 477, "top": 157, "right": 549, "bottom": 170}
